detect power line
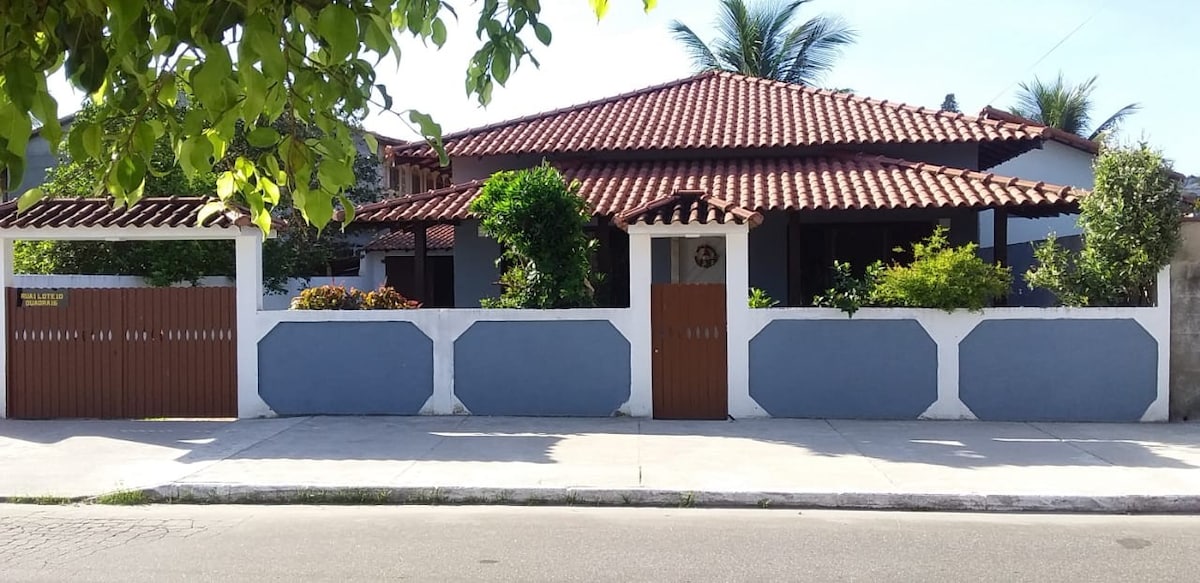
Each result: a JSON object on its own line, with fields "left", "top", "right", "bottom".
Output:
{"left": 984, "top": 6, "right": 1104, "bottom": 107}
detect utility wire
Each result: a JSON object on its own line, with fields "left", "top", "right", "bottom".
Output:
{"left": 984, "top": 6, "right": 1104, "bottom": 106}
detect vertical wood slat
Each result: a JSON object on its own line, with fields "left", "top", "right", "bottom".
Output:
{"left": 6, "top": 286, "right": 237, "bottom": 419}
{"left": 650, "top": 283, "right": 728, "bottom": 420}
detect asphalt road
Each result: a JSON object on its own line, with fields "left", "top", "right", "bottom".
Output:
{"left": 1, "top": 504, "right": 1198, "bottom": 582}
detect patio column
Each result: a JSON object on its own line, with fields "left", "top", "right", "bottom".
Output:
{"left": 412, "top": 222, "right": 428, "bottom": 302}
{"left": 626, "top": 231, "right": 653, "bottom": 416}
{"left": 0, "top": 238, "right": 10, "bottom": 419}
{"left": 994, "top": 209, "right": 1009, "bottom": 305}
{"left": 725, "top": 228, "right": 755, "bottom": 418}
{"left": 235, "top": 231, "right": 272, "bottom": 418}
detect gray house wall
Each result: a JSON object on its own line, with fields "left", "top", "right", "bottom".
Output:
{"left": 453, "top": 220, "right": 502, "bottom": 307}
{"left": 748, "top": 211, "right": 787, "bottom": 302}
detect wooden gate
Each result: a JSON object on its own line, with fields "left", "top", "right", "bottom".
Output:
{"left": 6, "top": 287, "right": 237, "bottom": 419}
{"left": 651, "top": 283, "right": 728, "bottom": 420}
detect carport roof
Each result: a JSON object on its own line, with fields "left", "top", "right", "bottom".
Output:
{"left": 0, "top": 197, "right": 261, "bottom": 230}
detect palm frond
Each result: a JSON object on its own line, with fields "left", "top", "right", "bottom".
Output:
{"left": 1089, "top": 103, "right": 1141, "bottom": 140}
{"left": 668, "top": 21, "right": 721, "bottom": 72}
{"left": 779, "top": 14, "right": 856, "bottom": 85}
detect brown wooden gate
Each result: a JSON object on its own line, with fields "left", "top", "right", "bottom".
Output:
{"left": 6, "top": 287, "right": 237, "bottom": 419}
{"left": 651, "top": 283, "right": 728, "bottom": 420}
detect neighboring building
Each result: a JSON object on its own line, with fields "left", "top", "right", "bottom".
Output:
{"left": 356, "top": 71, "right": 1084, "bottom": 308}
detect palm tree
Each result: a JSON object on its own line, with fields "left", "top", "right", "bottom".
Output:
{"left": 669, "top": 0, "right": 856, "bottom": 86}
{"left": 1010, "top": 73, "right": 1140, "bottom": 141}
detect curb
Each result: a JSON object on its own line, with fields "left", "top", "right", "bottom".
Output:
{"left": 141, "top": 484, "right": 1200, "bottom": 514}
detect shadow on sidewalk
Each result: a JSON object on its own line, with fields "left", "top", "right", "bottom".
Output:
{"left": 2, "top": 416, "right": 1198, "bottom": 470}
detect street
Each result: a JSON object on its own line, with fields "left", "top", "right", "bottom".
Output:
{"left": 1, "top": 505, "right": 1198, "bottom": 582}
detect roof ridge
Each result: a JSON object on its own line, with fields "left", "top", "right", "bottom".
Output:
{"left": 353, "top": 179, "right": 486, "bottom": 213}
{"left": 978, "top": 105, "right": 1099, "bottom": 154}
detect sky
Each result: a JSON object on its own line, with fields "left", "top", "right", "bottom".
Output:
{"left": 46, "top": 0, "right": 1200, "bottom": 174}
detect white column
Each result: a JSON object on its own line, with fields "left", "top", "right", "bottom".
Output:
{"left": 235, "top": 232, "right": 272, "bottom": 418}
{"left": 626, "top": 232, "right": 654, "bottom": 417}
{"left": 0, "top": 239, "right": 10, "bottom": 419}
{"left": 1141, "top": 265, "right": 1172, "bottom": 421}
{"left": 724, "top": 228, "right": 760, "bottom": 417}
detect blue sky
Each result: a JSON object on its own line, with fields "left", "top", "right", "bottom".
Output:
{"left": 44, "top": 0, "right": 1200, "bottom": 174}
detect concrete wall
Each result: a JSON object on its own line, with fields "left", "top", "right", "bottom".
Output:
{"left": 453, "top": 220, "right": 501, "bottom": 307}
{"left": 1170, "top": 220, "right": 1200, "bottom": 420}
{"left": 255, "top": 308, "right": 640, "bottom": 417}
{"left": 733, "top": 267, "right": 1171, "bottom": 422}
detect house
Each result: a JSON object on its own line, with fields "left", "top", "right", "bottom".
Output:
{"left": 355, "top": 71, "right": 1081, "bottom": 308}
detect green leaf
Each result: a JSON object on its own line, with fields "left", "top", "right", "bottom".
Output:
{"left": 317, "top": 159, "right": 355, "bottom": 189}
{"left": 363, "top": 132, "right": 378, "bottom": 155}
{"left": 114, "top": 156, "right": 147, "bottom": 194}
{"left": 216, "top": 171, "right": 236, "bottom": 200}
{"left": 533, "top": 23, "right": 552, "bottom": 45}
{"left": 241, "top": 66, "right": 267, "bottom": 120}
{"left": 196, "top": 200, "right": 228, "bottom": 226}
{"left": 82, "top": 122, "right": 103, "bottom": 159}
{"left": 0, "top": 104, "right": 32, "bottom": 157}
{"left": 589, "top": 0, "right": 609, "bottom": 19}
{"left": 317, "top": 4, "right": 358, "bottom": 62}
{"left": 180, "top": 135, "right": 214, "bottom": 176}
{"left": 247, "top": 127, "right": 281, "bottom": 148}
{"left": 492, "top": 42, "right": 511, "bottom": 85}
{"left": 16, "top": 187, "right": 45, "bottom": 212}
{"left": 259, "top": 176, "right": 281, "bottom": 204}
{"left": 3, "top": 60, "right": 38, "bottom": 111}
{"left": 431, "top": 18, "right": 447, "bottom": 47}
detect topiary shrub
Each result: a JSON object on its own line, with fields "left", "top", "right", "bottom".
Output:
{"left": 871, "top": 226, "right": 1011, "bottom": 312}
{"left": 469, "top": 161, "right": 598, "bottom": 309}
{"left": 1026, "top": 143, "right": 1183, "bottom": 306}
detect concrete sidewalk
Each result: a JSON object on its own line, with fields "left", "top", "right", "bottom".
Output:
{"left": 3, "top": 416, "right": 1200, "bottom": 512}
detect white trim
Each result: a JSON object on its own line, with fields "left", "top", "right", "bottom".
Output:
{"left": 724, "top": 229, "right": 764, "bottom": 418}
{"left": 626, "top": 234, "right": 654, "bottom": 417}
{"left": 236, "top": 234, "right": 272, "bottom": 418}
{"left": 0, "top": 226, "right": 254, "bottom": 241}
{"left": 627, "top": 223, "right": 749, "bottom": 237}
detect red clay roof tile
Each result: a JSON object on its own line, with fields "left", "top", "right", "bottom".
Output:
{"left": 389, "top": 72, "right": 1049, "bottom": 167}
{"left": 352, "top": 155, "right": 1081, "bottom": 224}
{"left": 0, "top": 197, "right": 261, "bottom": 230}
{"left": 617, "top": 191, "right": 763, "bottom": 228}
{"left": 363, "top": 224, "right": 455, "bottom": 251}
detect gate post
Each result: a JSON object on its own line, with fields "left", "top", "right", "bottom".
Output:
{"left": 235, "top": 231, "right": 272, "bottom": 418}
{"left": 625, "top": 231, "right": 653, "bottom": 417}
{"left": 0, "top": 238, "right": 9, "bottom": 419}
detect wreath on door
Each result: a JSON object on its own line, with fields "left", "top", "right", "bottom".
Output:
{"left": 693, "top": 244, "right": 720, "bottom": 268}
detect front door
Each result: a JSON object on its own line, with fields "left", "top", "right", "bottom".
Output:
{"left": 650, "top": 283, "right": 728, "bottom": 420}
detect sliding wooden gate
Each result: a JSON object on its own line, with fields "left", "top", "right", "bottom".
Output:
{"left": 651, "top": 283, "right": 728, "bottom": 420}
{"left": 6, "top": 287, "right": 237, "bottom": 419}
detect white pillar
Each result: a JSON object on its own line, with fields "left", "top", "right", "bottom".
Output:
{"left": 0, "top": 239, "right": 10, "bottom": 419}
{"left": 626, "top": 232, "right": 653, "bottom": 417}
{"left": 235, "top": 232, "right": 272, "bottom": 418}
{"left": 724, "top": 228, "right": 760, "bottom": 418}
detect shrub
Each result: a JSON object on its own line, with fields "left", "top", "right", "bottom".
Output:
{"left": 289, "top": 285, "right": 421, "bottom": 310}
{"left": 361, "top": 287, "right": 421, "bottom": 310}
{"left": 748, "top": 287, "right": 779, "bottom": 308}
{"left": 289, "top": 285, "right": 362, "bottom": 310}
{"left": 872, "top": 227, "right": 1011, "bottom": 312}
{"left": 1026, "top": 143, "right": 1182, "bottom": 306}
{"left": 469, "top": 162, "right": 598, "bottom": 308}
{"left": 814, "top": 260, "right": 884, "bottom": 317}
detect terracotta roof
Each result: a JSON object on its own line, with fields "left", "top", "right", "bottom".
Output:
{"left": 0, "top": 197, "right": 260, "bottom": 230}
{"left": 352, "top": 155, "right": 1081, "bottom": 223}
{"left": 978, "top": 106, "right": 1099, "bottom": 155}
{"left": 389, "top": 72, "right": 1049, "bottom": 168}
{"left": 364, "top": 224, "right": 455, "bottom": 251}
{"left": 617, "top": 191, "right": 762, "bottom": 228}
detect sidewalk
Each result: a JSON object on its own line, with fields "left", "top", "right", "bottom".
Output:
{"left": 3, "top": 416, "right": 1200, "bottom": 512}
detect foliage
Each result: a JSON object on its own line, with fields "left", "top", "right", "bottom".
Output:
{"left": 669, "top": 0, "right": 856, "bottom": 85}
{"left": 289, "top": 285, "right": 363, "bottom": 310}
{"left": 871, "top": 227, "right": 1011, "bottom": 312}
{"left": 11, "top": 102, "right": 377, "bottom": 290}
{"left": 813, "top": 260, "right": 883, "bottom": 317}
{"left": 470, "top": 162, "right": 597, "bottom": 309}
{"left": 1010, "top": 73, "right": 1140, "bottom": 140}
{"left": 747, "top": 287, "right": 780, "bottom": 308}
{"left": 1026, "top": 143, "right": 1182, "bottom": 307}
{"left": 0, "top": 0, "right": 656, "bottom": 233}
{"left": 361, "top": 286, "right": 422, "bottom": 309}
{"left": 941, "top": 93, "right": 960, "bottom": 113}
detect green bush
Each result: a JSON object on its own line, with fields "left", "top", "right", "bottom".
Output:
{"left": 469, "top": 162, "right": 598, "bottom": 308}
{"left": 748, "top": 287, "right": 779, "bottom": 308}
{"left": 1026, "top": 143, "right": 1182, "bottom": 306}
{"left": 289, "top": 285, "right": 421, "bottom": 310}
{"left": 813, "top": 260, "right": 884, "bottom": 317}
{"left": 872, "top": 227, "right": 1011, "bottom": 312}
